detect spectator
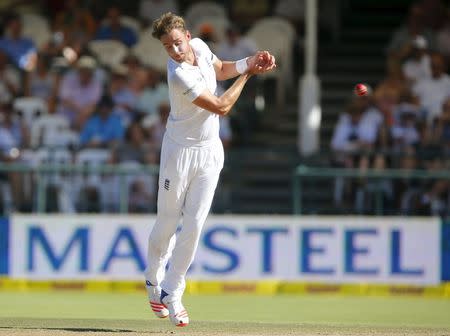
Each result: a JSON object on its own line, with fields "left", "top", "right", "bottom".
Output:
{"left": 331, "top": 98, "right": 383, "bottom": 206}
{"left": 109, "top": 64, "right": 138, "bottom": 127}
{"left": 143, "top": 100, "right": 169, "bottom": 152}
{"left": 0, "top": 12, "right": 37, "bottom": 71}
{"left": 121, "top": 52, "right": 141, "bottom": 77}
{"left": 30, "top": 95, "right": 76, "bottom": 148}
{"left": 24, "top": 53, "right": 57, "bottom": 101}
{"left": 402, "top": 35, "right": 431, "bottom": 84}
{"left": 52, "top": 0, "right": 97, "bottom": 47}
{"left": 413, "top": 151, "right": 449, "bottom": 216}
{"left": 0, "top": 49, "right": 21, "bottom": 103}
{"left": 396, "top": 151, "right": 421, "bottom": 215}
{"left": 134, "top": 66, "right": 168, "bottom": 118}
{"left": 374, "top": 87, "right": 400, "bottom": 130}
{"left": 79, "top": 94, "right": 124, "bottom": 148}
{"left": 113, "top": 121, "right": 157, "bottom": 165}
{"left": 128, "top": 179, "right": 155, "bottom": 213}
{"left": 387, "top": 4, "right": 436, "bottom": 61}
{"left": 354, "top": 151, "right": 392, "bottom": 215}
{"left": 0, "top": 102, "right": 29, "bottom": 210}
{"left": 413, "top": 53, "right": 450, "bottom": 124}
{"left": 391, "top": 104, "right": 421, "bottom": 153}
{"left": 392, "top": 88, "right": 425, "bottom": 126}
{"left": 57, "top": 55, "right": 103, "bottom": 130}
{"left": 94, "top": 5, "right": 137, "bottom": 47}
{"left": 436, "top": 9, "right": 450, "bottom": 64}
{"left": 377, "top": 58, "right": 409, "bottom": 96}
{"left": 331, "top": 98, "right": 381, "bottom": 159}
{"left": 433, "top": 98, "right": 450, "bottom": 156}
{"left": 197, "top": 23, "right": 219, "bottom": 52}
{"left": 356, "top": 90, "right": 384, "bottom": 131}
{"left": 111, "top": 121, "right": 158, "bottom": 213}
{"left": 0, "top": 102, "right": 29, "bottom": 149}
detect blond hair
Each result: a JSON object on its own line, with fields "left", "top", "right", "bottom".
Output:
{"left": 152, "top": 12, "right": 186, "bottom": 39}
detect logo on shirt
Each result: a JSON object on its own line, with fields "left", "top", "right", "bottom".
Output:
{"left": 164, "top": 179, "right": 170, "bottom": 191}
{"left": 183, "top": 86, "right": 195, "bottom": 96}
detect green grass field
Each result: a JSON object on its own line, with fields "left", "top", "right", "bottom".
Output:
{"left": 0, "top": 291, "right": 449, "bottom": 335}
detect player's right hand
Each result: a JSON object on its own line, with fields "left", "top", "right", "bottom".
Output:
{"left": 247, "top": 51, "right": 276, "bottom": 75}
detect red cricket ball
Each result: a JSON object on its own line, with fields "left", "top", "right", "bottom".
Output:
{"left": 354, "top": 83, "right": 368, "bottom": 96}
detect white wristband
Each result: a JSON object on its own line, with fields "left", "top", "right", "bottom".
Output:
{"left": 236, "top": 57, "right": 249, "bottom": 74}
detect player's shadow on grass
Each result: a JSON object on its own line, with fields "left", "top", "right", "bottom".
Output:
{"left": 0, "top": 327, "right": 134, "bottom": 333}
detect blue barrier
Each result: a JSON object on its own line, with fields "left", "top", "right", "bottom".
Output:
{"left": 442, "top": 221, "right": 450, "bottom": 281}
{"left": 0, "top": 217, "right": 8, "bottom": 275}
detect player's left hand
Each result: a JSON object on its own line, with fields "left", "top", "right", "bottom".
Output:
{"left": 247, "top": 51, "right": 276, "bottom": 75}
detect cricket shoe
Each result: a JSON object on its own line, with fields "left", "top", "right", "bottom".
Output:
{"left": 146, "top": 281, "right": 169, "bottom": 318}
{"left": 161, "top": 290, "right": 189, "bottom": 327}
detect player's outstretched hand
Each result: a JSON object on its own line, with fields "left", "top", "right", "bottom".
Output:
{"left": 247, "top": 51, "right": 276, "bottom": 75}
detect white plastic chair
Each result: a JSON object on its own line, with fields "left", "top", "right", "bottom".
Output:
{"left": 184, "top": 1, "right": 227, "bottom": 28}
{"left": 120, "top": 160, "right": 156, "bottom": 195}
{"left": 74, "top": 148, "right": 111, "bottom": 188}
{"left": 88, "top": 40, "right": 129, "bottom": 68}
{"left": 34, "top": 147, "right": 73, "bottom": 185}
{"left": 117, "top": 161, "right": 157, "bottom": 212}
{"left": 246, "top": 16, "right": 296, "bottom": 110}
{"left": 120, "top": 16, "right": 141, "bottom": 34}
{"left": 13, "top": 97, "right": 48, "bottom": 129}
{"left": 132, "top": 35, "right": 168, "bottom": 72}
{"left": 74, "top": 148, "right": 112, "bottom": 212}
{"left": 100, "top": 160, "right": 156, "bottom": 212}
{"left": 30, "top": 115, "right": 71, "bottom": 148}
{"left": 33, "top": 147, "right": 75, "bottom": 212}
{"left": 20, "top": 13, "right": 52, "bottom": 50}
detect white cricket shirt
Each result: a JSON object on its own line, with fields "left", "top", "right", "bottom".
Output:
{"left": 165, "top": 38, "right": 220, "bottom": 147}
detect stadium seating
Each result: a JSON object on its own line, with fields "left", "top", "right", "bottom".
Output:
{"left": 88, "top": 40, "right": 129, "bottom": 69}
{"left": 31, "top": 148, "right": 75, "bottom": 213}
{"left": 184, "top": 1, "right": 227, "bottom": 28}
{"left": 246, "top": 16, "right": 296, "bottom": 110}
{"left": 20, "top": 13, "right": 51, "bottom": 50}
{"left": 13, "top": 97, "right": 48, "bottom": 130}
{"left": 132, "top": 33, "right": 167, "bottom": 72}
{"left": 74, "top": 148, "right": 111, "bottom": 212}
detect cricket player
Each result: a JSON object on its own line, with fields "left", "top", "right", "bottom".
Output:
{"left": 144, "top": 12, "right": 276, "bottom": 327}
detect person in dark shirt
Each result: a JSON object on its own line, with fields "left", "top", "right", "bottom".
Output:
{"left": 94, "top": 6, "right": 137, "bottom": 47}
{"left": 0, "top": 13, "right": 36, "bottom": 71}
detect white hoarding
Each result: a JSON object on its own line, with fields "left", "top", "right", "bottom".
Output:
{"left": 9, "top": 215, "right": 441, "bottom": 285}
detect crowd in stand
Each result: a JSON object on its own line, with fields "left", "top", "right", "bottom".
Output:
{"left": 0, "top": 0, "right": 303, "bottom": 214}
{"left": 331, "top": 0, "right": 450, "bottom": 216}
{"left": 3, "top": 0, "right": 448, "bottom": 216}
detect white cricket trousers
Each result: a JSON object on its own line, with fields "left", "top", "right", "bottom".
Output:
{"left": 145, "top": 134, "right": 224, "bottom": 300}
